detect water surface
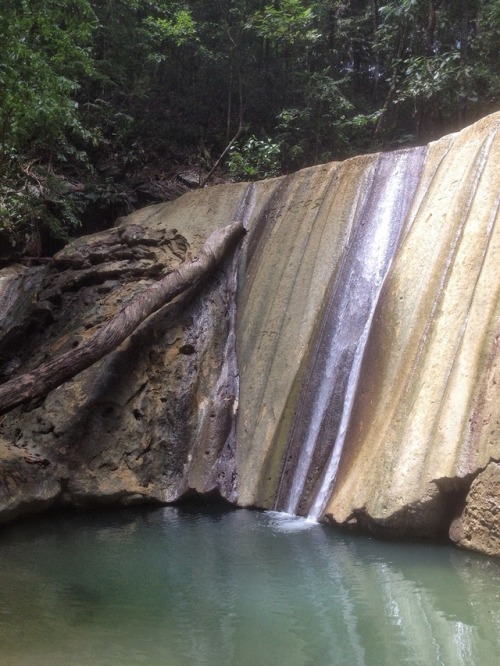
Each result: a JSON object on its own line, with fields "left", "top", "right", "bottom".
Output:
{"left": 0, "top": 505, "right": 498, "bottom": 665}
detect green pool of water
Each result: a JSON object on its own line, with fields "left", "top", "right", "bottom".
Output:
{"left": 0, "top": 504, "right": 498, "bottom": 665}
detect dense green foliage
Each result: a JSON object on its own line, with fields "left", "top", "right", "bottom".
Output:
{"left": 0, "top": 0, "right": 499, "bottom": 255}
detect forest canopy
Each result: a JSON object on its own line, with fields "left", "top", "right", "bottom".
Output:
{"left": 1, "top": 0, "right": 499, "bottom": 255}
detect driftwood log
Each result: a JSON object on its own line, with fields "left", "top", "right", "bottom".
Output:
{"left": 0, "top": 220, "right": 245, "bottom": 416}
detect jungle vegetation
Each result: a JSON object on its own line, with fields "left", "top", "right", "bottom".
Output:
{"left": 1, "top": 0, "right": 499, "bottom": 256}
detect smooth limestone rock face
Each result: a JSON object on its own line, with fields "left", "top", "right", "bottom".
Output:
{"left": 0, "top": 113, "right": 498, "bottom": 556}
{"left": 234, "top": 112, "right": 499, "bottom": 555}
{"left": 322, "top": 116, "right": 499, "bottom": 548}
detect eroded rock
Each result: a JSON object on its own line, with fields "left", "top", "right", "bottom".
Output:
{"left": 450, "top": 461, "right": 500, "bottom": 556}
{"left": 0, "top": 185, "right": 249, "bottom": 519}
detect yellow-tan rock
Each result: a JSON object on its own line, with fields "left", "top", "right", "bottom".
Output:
{"left": 0, "top": 113, "right": 498, "bottom": 556}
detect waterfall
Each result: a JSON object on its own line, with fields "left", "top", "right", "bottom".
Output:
{"left": 275, "top": 147, "right": 427, "bottom": 518}
{"left": 0, "top": 112, "right": 496, "bottom": 552}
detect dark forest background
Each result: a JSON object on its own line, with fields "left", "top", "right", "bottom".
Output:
{"left": 1, "top": 0, "right": 499, "bottom": 257}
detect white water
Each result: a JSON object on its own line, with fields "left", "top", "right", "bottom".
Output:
{"left": 281, "top": 170, "right": 376, "bottom": 516}
{"left": 265, "top": 511, "right": 318, "bottom": 532}
{"left": 308, "top": 150, "right": 426, "bottom": 519}
{"left": 282, "top": 148, "right": 427, "bottom": 518}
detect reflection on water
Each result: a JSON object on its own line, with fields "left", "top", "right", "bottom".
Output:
{"left": 0, "top": 506, "right": 498, "bottom": 665}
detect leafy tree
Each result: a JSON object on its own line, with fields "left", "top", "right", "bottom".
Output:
{"left": 0, "top": 0, "right": 97, "bottom": 251}
{"left": 0, "top": 0, "right": 499, "bottom": 257}
{"left": 373, "top": 0, "right": 499, "bottom": 142}
{"left": 227, "top": 135, "right": 281, "bottom": 180}
{"left": 0, "top": 0, "right": 96, "bottom": 161}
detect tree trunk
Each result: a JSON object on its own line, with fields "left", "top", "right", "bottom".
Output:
{"left": 0, "top": 220, "right": 246, "bottom": 416}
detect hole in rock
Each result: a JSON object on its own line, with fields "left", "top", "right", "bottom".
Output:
{"left": 178, "top": 344, "right": 195, "bottom": 355}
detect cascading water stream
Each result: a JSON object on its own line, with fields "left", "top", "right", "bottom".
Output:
{"left": 275, "top": 147, "right": 427, "bottom": 518}
{"left": 307, "top": 150, "right": 430, "bottom": 520}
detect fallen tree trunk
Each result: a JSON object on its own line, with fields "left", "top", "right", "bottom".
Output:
{"left": 0, "top": 220, "right": 245, "bottom": 416}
